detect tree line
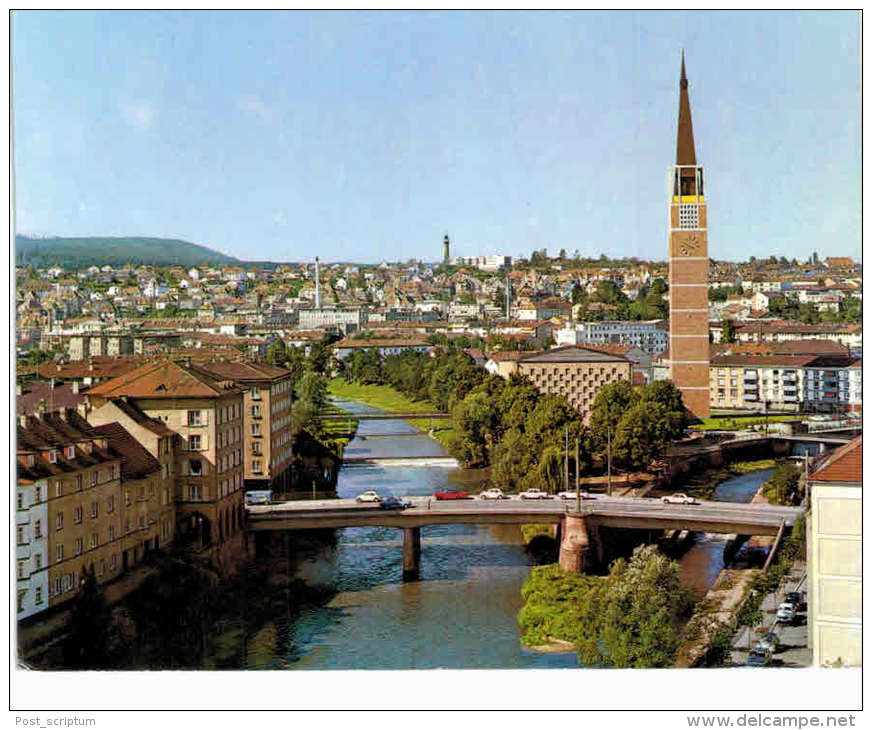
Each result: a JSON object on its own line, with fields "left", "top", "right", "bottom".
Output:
{"left": 340, "top": 345, "right": 689, "bottom": 490}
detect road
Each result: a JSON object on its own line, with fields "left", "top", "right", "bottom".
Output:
{"left": 730, "top": 568, "right": 811, "bottom": 668}
{"left": 246, "top": 493, "right": 803, "bottom": 534}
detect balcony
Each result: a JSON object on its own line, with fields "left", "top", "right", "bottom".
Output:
{"left": 743, "top": 393, "right": 759, "bottom": 401}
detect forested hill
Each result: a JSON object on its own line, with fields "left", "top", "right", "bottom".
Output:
{"left": 15, "top": 235, "right": 249, "bottom": 269}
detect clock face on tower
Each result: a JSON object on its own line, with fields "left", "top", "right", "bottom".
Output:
{"left": 679, "top": 232, "right": 702, "bottom": 256}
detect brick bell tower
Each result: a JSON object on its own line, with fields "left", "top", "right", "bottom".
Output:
{"left": 668, "top": 52, "right": 710, "bottom": 418}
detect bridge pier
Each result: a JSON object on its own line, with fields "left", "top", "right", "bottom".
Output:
{"left": 558, "top": 514, "right": 602, "bottom": 574}
{"left": 402, "top": 526, "right": 421, "bottom": 581}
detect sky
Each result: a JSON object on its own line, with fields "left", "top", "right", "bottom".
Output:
{"left": 12, "top": 10, "right": 861, "bottom": 264}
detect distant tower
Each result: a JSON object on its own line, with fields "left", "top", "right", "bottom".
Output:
{"left": 667, "top": 52, "right": 710, "bottom": 418}
{"left": 315, "top": 256, "right": 321, "bottom": 309}
{"left": 443, "top": 234, "right": 450, "bottom": 265}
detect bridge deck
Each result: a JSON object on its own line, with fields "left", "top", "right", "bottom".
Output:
{"left": 247, "top": 495, "right": 802, "bottom": 535}
{"left": 321, "top": 412, "right": 450, "bottom": 421}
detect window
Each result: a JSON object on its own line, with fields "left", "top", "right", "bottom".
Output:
{"left": 66, "top": 446, "right": 76, "bottom": 459}
{"left": 190, "top": 485, "right": 202, "bottom": 501}
{"left": 90, "top": 533, "right": 98, "bottom": 549}
{"left": 252, "top": 442, "right": 262, "bottom": 456}
{"left": 251, "top": 405, "right": 261, "bottom": 418}
{"left": 108, "top": 525, "right": 115, "bottom": 541}
{"left": 55, "top": 481, "right": 62, "bottom": 498}
{"left": 75, "top": 538, "right": 83, "bottom": 556}
{"left": 56, "top": 545, "right": 64, "bottom": 563}
{"left": 189, "top": 434, "right": 202, "bottom": 451}
{"left": 32, "top": 519, "right": 41, "bottom": 538}
{"left": 35, "top": 486, "right": 42, "bottom": 503}
{"left": 74, "top": 506, "right": 83, "bottom": 524}
{"left": 90, "top": 470, "right": 98, "bottom": 487}
{"left": 109, "top": 465, "right": 116, "bottom": 481}
{"left": 35, "top": 586, "right": 43, "bottom": 605}
{"left": 90, "top": 502, "right": 98, "bottom": 518}
{"left": 107, "top": 496, "right": 114, "bottom": 513}
{"left": 187, "top": 410, "right": 202, "bottom": 426}
{"left": 34, "top": 553, "right": 42, "bottom": 570}
{"left": 163, "top": 463, "right": 171, "bottom": 480}
{"left": 49, "top": 450, "right": 58, "bottom": 464}
{"left": 251, "top": 386, "right": 261, "bottom": 400}
{"left": 111, "top": 554, "right": 117, "bottom": 570}
{"left": 17, "top": 561, "right": 25, "bottom": 579}
{"left": 188, "top": 459, "right": 203, "bottom": 477}
{"left": 125, "top": 491, "right": 131, "bottom": 506}
{"left": 252, "top": 460, "right": 262, "bottom": 474}
{"left": 251, "top": 423, "right": 261, "bottom": 436}
{"left": 76, "top": 474, "right": 83, "bottom": 491}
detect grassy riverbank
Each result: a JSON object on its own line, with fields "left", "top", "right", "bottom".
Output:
{"left": 667, "top": 458, "right": 777, "bottom": 501}
{"left": 327, "top": 378, "right": 454, "bottom": 448}
{"left": 693, "top": 414, "right": 805, "bottom": 431}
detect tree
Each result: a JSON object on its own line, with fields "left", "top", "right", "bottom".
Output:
{"left": 589, "top": 380, "right": 638, "bottom": 452}
{"left": 611, "top": 401, "right": 673, "bottom": 470}
{"left": 450, "top": 390, "right": 501, "bottom": 467}
{"left": 537, "top": 445, "right": 564, "bottom": 493}
{"left": 63, "top": 565, "right": 112, "bottom": 668}
{"left": 265, "top": 338, "right": 288, "bottom": 366}
{"left": 721, "top": 319, "right": 736, "bottom": 343}
{"left": 491, "top": 428, "right": 535, "bottom": 490}
{"left": 639, "top": 380, "right": 687, "bottom": 438}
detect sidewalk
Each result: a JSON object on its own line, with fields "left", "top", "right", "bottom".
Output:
{"left": 729, "top": 563, "right": 811, "bottom": 667}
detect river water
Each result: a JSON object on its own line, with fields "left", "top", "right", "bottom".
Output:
{"left": 253, "top": 400, "right": 773, "bottom": 670}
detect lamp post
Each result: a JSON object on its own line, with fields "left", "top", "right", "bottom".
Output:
{"left": 607, "top": 424, "right": 613, "bottom": 497}
{"left": 575, "top": 438, "right": 581, "bottom": 514}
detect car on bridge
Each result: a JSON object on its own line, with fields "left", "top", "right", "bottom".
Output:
{"left": 519, "top": 488, "right": 554, "bottom": 500}
{"left": 379, "top": 496, "right": 412, "bottom": 510}
{"left": 661, "top": 493, "right": 700, "bottom": 505}
{"left": 434, "top": 491, "right": 471, "bottom": 500}
{"left": 558, "top": 489, "right": 593, "bottom": 501}
{"left": 479, "top": 488, "right": 509, "bottom": 500}
{"left": 356, "top": 490, "right": 382, "bottom": 503}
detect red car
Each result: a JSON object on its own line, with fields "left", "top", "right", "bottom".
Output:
{"left": 434, "top": 491, "right": 470, "bottom": 500}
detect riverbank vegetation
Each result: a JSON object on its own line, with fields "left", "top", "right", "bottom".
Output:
{"left": 518, "top": 546, "right": 695, "bottom": 667}
{"left": 666, "top": 458, "right": 777, "bottom": 501}
{"left": 693, "top": 414, "right": 805, "bottom": 431}
{"left": 759, "top": 462, "right": 803, "bottom": 505}
{"left": 338, "top": 347, "right": 690, "bottom": 491}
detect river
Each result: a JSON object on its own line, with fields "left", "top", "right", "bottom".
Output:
{"left": 250, "top": 400, "right": 775, "bottom": 670}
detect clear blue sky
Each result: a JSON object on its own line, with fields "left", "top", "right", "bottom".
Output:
{"left": 12, "top": 10, "right": 860, "bottom": 264}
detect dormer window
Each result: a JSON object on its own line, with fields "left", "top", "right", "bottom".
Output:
{"left": 26, "top": 455, "right": 35, "bottom": 468}
{"left": 66, "top": 446, "right": 76, "bottom": 459}
{"left": 49, "top": 450, "right": 58, "bottom": 464}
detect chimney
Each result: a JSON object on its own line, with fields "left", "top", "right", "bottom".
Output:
{"left": 72, "top": 381, "right": 79, "bottom": 394}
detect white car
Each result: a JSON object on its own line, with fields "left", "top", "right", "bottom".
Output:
{"left": 661, "top": 493, "right": 699, "bottom": 505}
{"left": 355, "top": 490, "right": 382, "bottom": 503}
{"left": 519, "top": 488, "right": 554, "bottom": 500}
{"left": 558, "top": 490, "right": 593, "bottom": 500}
{"left": 479, "top": 488, "right": 509, "bottom": 500}
{"left": 776, "top": 602, "right": 797, "bottom": 624}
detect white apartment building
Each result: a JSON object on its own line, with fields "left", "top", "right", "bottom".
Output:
{"left": 449, "top": 255, "right": 512, "bottom": 272}
{"left": 555, "top": 320, "right": 668, "bottom": 354}
{"left": 15, "top": 474, "right": 49, "bottom": 620}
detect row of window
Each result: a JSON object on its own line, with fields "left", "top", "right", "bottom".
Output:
{"left": 18, "top": 467, "right": 119, "bottom": 506}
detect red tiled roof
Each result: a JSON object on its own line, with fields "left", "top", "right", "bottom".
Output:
{"left": 17, "top": 382, "right": 86, "bottom": 415}
{"left": 91, "top": 422, "right": 161, "bottom": 480}
{"left": 87, "top": 359, "right": 243, "bottom": 399}
{"left": 810, "top": 437, "right": 862, "bottom": 485}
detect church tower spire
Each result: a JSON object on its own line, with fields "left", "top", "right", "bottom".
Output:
{"left": 676, "top": 50, "right": 697, "bottom": 166}
{"left": 667, "top": 51, "right": 710, "bottom": 419}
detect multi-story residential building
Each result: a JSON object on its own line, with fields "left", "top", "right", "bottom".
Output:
{"left": 555, "top": 320, "right": 668, "bottom": 354}
{"left": 333, "top": 338, "right": 431, "bottom": 361}
{"left": 448, "top": 255, "right": 512, "bottom": 272}
{"left": 297, "top": 307, "right": 366, "bottom": 332}
{"left": 16, "top": 411, "right": 123, "bottom": 617}
{"left": 516, "top": 346, "right": 633, "bottom": 424}
{"left": 807, "top": 437, "right": 862, "bottom": 667}
{"left": 709, "top": 354, "right": 862, "bottom": 413}
{"left": 85, "top": 359, "right": 246, "bottom": 563}
{"left": 727, "top": 321, "right": 862, "bottom": 355}
{"left": 193, "top": 361, "right": 295, "bottom": 491}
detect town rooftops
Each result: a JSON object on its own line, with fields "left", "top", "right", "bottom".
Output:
{"left": 194, "top": 360, "right": 291, "bottom": 382}
{"left": 16, "top": 381, "right": 87, "bottom": 416}
{"left": 86, "top": 359, "right": 244, "bottom": 400}
{"left": 810, "top": 437, "right": 862, "bottom": 485}
{"left": 107, "top": 398, "right": 176, "bottom": 436}
{"left": 519, "top": 345, "right": 630, "bottom": 364}
{"left": 91, "top": 422, "right": 162, "bottom": 480}
{"left": 334, "top": 338, "right": 430, "bottom": 349}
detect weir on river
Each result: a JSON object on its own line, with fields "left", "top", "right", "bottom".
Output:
{"left": 246, "top": 399, "right": 778, "bottom": 670}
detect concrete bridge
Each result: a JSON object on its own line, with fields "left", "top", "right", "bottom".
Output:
{"left": 321, "top": 411, "right": 450, "bottom": 421}
{"left": 247, "top": 495, "right": 802, "bottom": 579}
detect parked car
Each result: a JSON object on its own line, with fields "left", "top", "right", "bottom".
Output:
{"left": 784, "top": 591, "right": 804, "bottom": 608}
{"left": 661, "top": 493, "right": 699, "bottom": 505}
{"left": 558, "top": 490, "right": 593, "bottom": 500}
{"left": 479, "top": 488, "right": 509, "bottom": 500}
{"left": 379, "top": 496, "right": 412, "bottom": 510}
{"left": 745, "top": 646, "right": 772, "bottom": 667}
{"left": 519, "top": 488, "right": 554, "bottom": 500}
{"left": 776, "top": 602, "right": 797, "bottom": 624}
{"left": 756, "top": 631, "right": 780, "bottom": 653}
{"left": 434, "top": 491, "right": 471, "bottom": 500}
{"left": 355, "top": 490, "right": 382, "bottom": 503}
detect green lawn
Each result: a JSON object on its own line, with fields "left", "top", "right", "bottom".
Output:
{"left": 694, "top": 414, "right": 805, "bottom": 431}
{"left": 326, "top": 378, "right": 455, "bottom": 449}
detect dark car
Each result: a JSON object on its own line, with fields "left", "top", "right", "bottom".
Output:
{"left": 784, "top": 591, "right": 804, "bottom": 607}
{"left": 746, "top": 647, "right": 772, "bottom": 667}
{"left": 379, "top": 496, "right": 412, "bottom": 510}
